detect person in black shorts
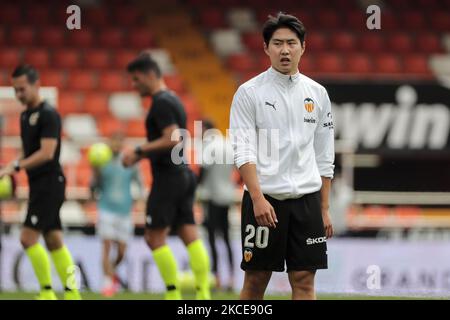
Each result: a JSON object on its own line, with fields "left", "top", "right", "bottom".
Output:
{"left": 229, "top": 13, "right": 335, "bottom": 300}
{"left": 0, "top": 65, "right": 81, "bottom": 300}
{"left": 123, "top": 53, "right": 211, "bottom": 300}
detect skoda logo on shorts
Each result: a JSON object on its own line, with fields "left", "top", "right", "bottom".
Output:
{"left": 306, "top": 236, "right": 327, "bottom": 245}
{"left": 244, "top": 248, "right": 253, "bottom": 262}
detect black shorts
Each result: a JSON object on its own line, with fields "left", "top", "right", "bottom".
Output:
{"left": 241, "top": 191, "right": 327, "bottom": 272}
{"left": 24, "top": 172, "right": 66, "bottom": 233}
{"left": 146, "top": 168, "right": 196, "bottom": 229}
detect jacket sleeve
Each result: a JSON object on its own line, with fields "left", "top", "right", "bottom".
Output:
{"left": 314, "top": 87, "right": 335, "bottom": 178}
{"left": 228, "top": 86, "right": 257, "bottom": 169}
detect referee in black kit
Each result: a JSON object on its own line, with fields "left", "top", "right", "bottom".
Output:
{"left": 0, "top": 65, "right": 80, "bottom": 300}
{"left": 123, "top": 53, "right": 211, "bottom": 300}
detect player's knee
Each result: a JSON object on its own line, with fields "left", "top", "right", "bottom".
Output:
{"left": 20, "top": 234, "right": 35, "bottom": 249}
{"left": 290, "top": 272, "right": 315, "bottom": 293}
{"left": 244, "top": 273, "right": 269, "bottom": 292}
{"left": 144, "top": 232, "right": 163, "bottom": 250}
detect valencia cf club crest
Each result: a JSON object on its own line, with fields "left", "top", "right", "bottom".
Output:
{"left": 29, "top": 112, "right": 39, "bottom": 126}
{"left": 244, "top": 248, "right": 253, "bottom": 262}
{"left": 304, "top": 98, "right": 314, "bottom": 113}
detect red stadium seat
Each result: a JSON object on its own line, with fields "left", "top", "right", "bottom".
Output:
{"left": 83, "top": 49, "right": 111, "bottom": 69}
{"left": 40, "top": 70, "right": 67, "bottom": 88}
{"left": 97, "top": 117, "right": 125, "bottom": 136}
{"left": 306, "top": 32, "right": 328, "bottom": 51}
{"left": 0, "top": 48, "right": 21, "bottom": 68}
{"left": 99, "top": 29, "right": 124, "bottom": 48}
{"left": 403, "top": 54, "right": 430, "bottom": 74}
{"left": 58, "top": 92, "right": 83, "bottom": 115}
{"left": 242, "top": 32, "right": 264, "bottom": 51}
{"left": 257, "top": 54, "right": 271, "bottom": 70}
{"left": 98, "top": 71, "right": 126, "bottom": 91}
{"left": 25, "top": 5, "right": 49, "bottom": 24}
{"left": 23, "top": 48, "right": 50, "bottom": 68}
{"left": 112, "top": 6, "right": 140, "bottom": 25}
{"left": 388, "top": 0, "right": 411, "bottom": 9}
{"left": 346, "top": 53, "right": 372, "bottom": 74}
{"left": 164, "top": 74, "right": 186, "bottom": 94}
{"left": 0, "top": 5, "right": 22, "bottom": 25}
{"left": 84, "top": 92, "right": 110, "bottom": 116}
{"left": 127, "top": 28, "right": 155, "bottom": 49}
{"left": 227, "top": 53, "right": 256, "bottom": 73}
{"left": 317, "top": 10, "right": 341, "bottom": 29}
{"left": 429, "top": 12, "right": 450, "bottom": 32}
{"left": 38, "top": 27, "right": 66, "bottom": 47}
{"left": 85, "top": 8, "right": 110, "bottom": 27}
{"left": 316, "top": 53, "right": 343, "bottom": 73}
{"left": 344, "top": 10, "right": 366, "bottom": 30}
{"left": 113, "top": 50, "right": 138, "bottom": 68}
{"left": 374, "top": 54, "right": 402, "bottom": 73}
{"left": 67, "top": 29, "right": 94, "bottom": 48}
{"left": 331, "top": 31, "right": 356, "bottom": 52}
{"left": 0, "top": 27, "right": 5, "bottom": 46}
{"left": 380, "top": 12, "right": 399, "bottom": 31}
{"left": 53, "top": 49, "right": 80, "bottom": 68}
{"left": 67, "top": 70, "right": 97, "bottom": 90}
{"left": 387, "top": 32, "right": 413, "bottom": 53}
{"left": 126, "top": 120, "right": 146, "bottom": 137}
{"left": 359, "top": 33, "right": 385, "bottom": 53}
{"left": 416, "top": 32, "right": 442, "bottom": 53}
{"left": 10, "top": 27, "right": 35, "bottom": 46}
{"left": 401, "top": 11, "right": 426, "bottom": 29}
{"left": 199, "top": 8, "right": 226, "bottom": 29}
{"left": 299, "top": 54, "right": 315, "bottom": 74}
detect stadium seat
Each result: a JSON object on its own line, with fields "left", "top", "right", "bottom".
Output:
{"left": 23, "top": 48, "right": 50, "bottom": 68}
{"left": 257, "top": 54, "right": 271, "bottom": 71}
{"left": 227, "top": 8, "right": 257, "bottom": 32}
{"left": 98, "top": 71, "right": 126, "bottom": 91}
{"left": 85, "top": 8, "right": 110, "bottom": 27}
{"left": 64, "top": 114, "right": 99, "bottom": 140}
{"left": 331, "top": 31, "right": 356, "bottom": 52}
{"left": 380, "top": 12, "right": 399, "bottom": 31}
{"left": 387, "top": 33, "right": 413, "bottom": 53}
{"left": 83, "top": 49, "right": 111, "bottom": 69}
{"left": 403, "top": 54, "right": 430, "bottom": 74}
{"left": 210, "top": 29, "right": 244, "bottom": 57}
{"left": 97, "top": 116, "right": 125, "bottom": 136}
{"left": 374, "top": 54, "right": 402, "bottom": 74}
{"left": 344, "top": 10, "right": 366, "bottom": 30}
{"left": 40, "top": 69, "right": 67, "bottom": 88}
{"left": 25, "top": 5, "right": 49, "bottom": 24}
{"left": 109, "top": 92, "right": 143, "bottom": 120}
{"left": 58, "top": 92, "right": 83, "bottom": 115}
{"left": 67, "top": 29, "right": 95, "bottom": 48}
{"left": 242, "top": 32, "right": 264, "bottom": 51}
{"left": 99, "top": 29, "right": 124, "bottom": 48}
{"left": 10, "top": 27, "right": 35, "bottom": 46}
{"left": 0, "top": 27, "right": 5, "bottom": 46}
{"left": 38, "top": 27, "right": 66, "bottom": 47}
{"left": 305, "top": 32, "right": 328, "bottom": 52}
{"left": 299, "top": 55, "right": 315, "bottom": 74}
{"left": 227, "top": 53, "right": 256, "bottom": 73}
{"left": 429, "top": 12, "right": 450, "bottom": 32}
{"left": 317, "top": 10, "right": 341, "bottom": 29}
{"left": 67, "top": 70, "right": 97, "bottom": 90}
{"left": 113, "top": 50, "right": 138, "bottom": 69}
{"left": 416, "top": 33, "right": 443, "bottom": 53}
{"left": 127, "top": 28, "right": 155, "bottom": 49}
{"left": 316, "top": 53, "right": 343, "bottom": 73}
{"left": 346, "top": 53, "right": 372, "bottom": 74}
{"left": 84, "top": 92, "right": 110, "bottom": 117}
{"left": 359, "top": 33, "right": 385, "bottom": 53}
{"left": 164, "top": 74, "right": 186, "bottom": 94}
{"left": 401, "top": 11, "right": 426, "bottom": 29}
{"left": 126, "top": 120, "right": 146, "bottom": 137}
{"left": 199, "top": 8, "right": 227, "bottom": 29}
{"left": 0, "top": 48, "right": 21, "bottom": 68}
{"left": 53, "top": 49, "right": 81, "bottom": 68}
{"left": 112, "top": 6, "right": 140, "bottom": 25}
{"left": 0, "top": 5, "right": 21, "bottom": 25}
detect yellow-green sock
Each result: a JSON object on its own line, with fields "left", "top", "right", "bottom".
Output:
{"left": 25, "top": 243, "right": 53, "bottom": 292}
{"left": 50, "top": 246, "right": 81, "bottom": 299}
{"left": 187, "top": 239, "right": 211, "bottom": 300}
{"left": 152, "top": 245, "right": 181, "bottom": 300}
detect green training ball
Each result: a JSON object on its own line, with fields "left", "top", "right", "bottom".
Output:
{"left": 0, "top": 175, "right": 13, "bottom": 200}
{"left": 88, "top": 143, "right": 113, "bottom": 168}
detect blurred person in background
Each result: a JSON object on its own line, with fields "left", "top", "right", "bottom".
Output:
{"left": 197, "top": 119, "right": 236, "bottom": 291}
{"left": 0, "top": 65, "right": 81, "bottom": 300}
{"left": 90, "top": 132, "right": 144, "bottom": 297}
{"left": 123, "top": 53, "right": 211, "bottom": 300}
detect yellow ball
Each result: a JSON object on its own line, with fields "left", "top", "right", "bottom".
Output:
{"left": 87, "top": 143, "right": 113, "bottom": 168}
{"left": 0, "top": 175, "right": 13, "bottom": 200}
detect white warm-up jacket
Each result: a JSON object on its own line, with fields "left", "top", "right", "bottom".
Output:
{"left": 229, "top": 67, "right": 335, "bottom": 200}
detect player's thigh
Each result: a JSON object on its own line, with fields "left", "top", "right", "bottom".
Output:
{"left": 286, "top": 192, "right": 327, "bottom": 271}
{"left": 146, "top": 180, "right": 177, "bottom": 229}
{"left": 240, "top": 191, "right": 289, "bottom": 272}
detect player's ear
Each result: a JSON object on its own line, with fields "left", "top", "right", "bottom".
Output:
{"left": 263, "top": 42, "right": 270, "bottom": 56}
{"left": 300, "top": 41, "right": 306, "bottom": 56}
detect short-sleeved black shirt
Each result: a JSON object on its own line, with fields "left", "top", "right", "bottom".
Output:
{"left": 145, "top": 90, "right": 187, "bottom": 172}
{"left": 20, "top": 101, "right": 62, "bottom": 179}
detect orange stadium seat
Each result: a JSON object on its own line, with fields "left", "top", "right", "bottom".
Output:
{"left": 10, "top": 26, "right": 35, "bottom": 46}
{"left": 23, "top": 48, "right": 50, "bottom": 68}
{"left": 126, "top": 120, "right": 147, "bottom": 137}
{"left": 53, "top": 49, "right": 81, "bottom": 68}
{"left": 388, "top": 32, "right": 413, "bottom": 54}
{"left": 227, "top": 53, "right": 256, "bottom": 73}
{"left": 67, "top": 29, "right": 95, "bottom": 48}
{"left": 67, "top": 70, "right": 97, "bottom": 90}
{"left": 316, "top": 53, "right": 342, "bottom": 73}
{"left": 299, "top": 55, "right": 315, "bottom": 74}
{"left": 4, "top": 116, "right": 21, "bottom": 136}
{"left": 40, "top": 69, "right": 67, "bottom": 88}
{"left": 347, "top": 53, "right": 372, "bottom": 74}
{"left": 199, "top": 8, "right": 227, "bottom": 29}
{"left": 84, "top": 92, "right": 110, "bottom": 117}
{"left": 58, "top": 92, "right": 82, "bottom": 115}
{"left": 375, "top": 54, "right": 402, "bottom": 74}
{"left": 127, "top": 28, "right": 155, "bottom": 49}
{"left": 38, "top": 27, "right": 66, "bottom": 47}
{"left": 164, "top": 74, "right": 186, "bottom": 94}
{"left": 0, "top": 48, "right": 21, "bottom": 68}
{"left": 97, "top": 117, "right": 125, "bottom": 136}
{"left": 403, "top": 54, "right": 430, "bottom": 74}
{"left": 83, "top": 49, "right": 111, "bottom": 69}
{"left": 98, "top": 71, "right": 126, "bottom": 91}
{"left": 331, "top": 31, "right": 356, "bottom": 52}
{"left": 99, "top": 29, "right": 124, "bottom": 48}
{"left": 113, "top": 50, "right": 138, "bottom": 69}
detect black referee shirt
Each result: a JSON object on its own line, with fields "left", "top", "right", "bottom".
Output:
{"left": 20, "top": 100, "right": 62, "bottom": 179}
{"left": 145, "top": 90, "right": 188, "bottom": 172}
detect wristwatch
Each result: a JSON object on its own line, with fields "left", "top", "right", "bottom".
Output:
{"left": 13, "top": 159, "right": 21, "bottom": 172}
{"left": 134, "top": 145, "right": 144, "bottom": 156}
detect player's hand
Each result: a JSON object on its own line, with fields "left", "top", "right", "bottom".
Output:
{"left": 252, "top": 195, "right": 278, "bottom": 228}
{"left": 322, "top": 209, "right": 333, "bottom": 239}
{"left": 0, "top": 163, "right": 14, "bottom": 179}
{"left": 122, "top": 149, "right": 139, "bottom": 167}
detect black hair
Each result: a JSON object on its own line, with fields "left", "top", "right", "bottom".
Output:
{"left": 11, "top": 64, "right": 39, "bottom": 83}
{"left": 126, "top": 52, "right": 162, "bottom": 78}
{"left": 202, "top": 119, "right": 215, "bottom": 131}
{"left": 262, "top": 12, "right": 306, "bottom": 46}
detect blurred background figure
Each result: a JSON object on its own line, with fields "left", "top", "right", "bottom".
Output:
{"left": 90, "top": 132, "right": 144, "bottom": 297}
{"left": 197, "top": 119, "right": 237, "bottom": 291}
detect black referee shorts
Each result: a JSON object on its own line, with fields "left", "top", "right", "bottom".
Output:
{"left": 240, "top": 190, "right": 328, "bottom": 272}
{"left": 146, "top": 168, "right": 196, "bottom": 230}
{"left": 24, "top": 172, "right": 66, "bottom": 233}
